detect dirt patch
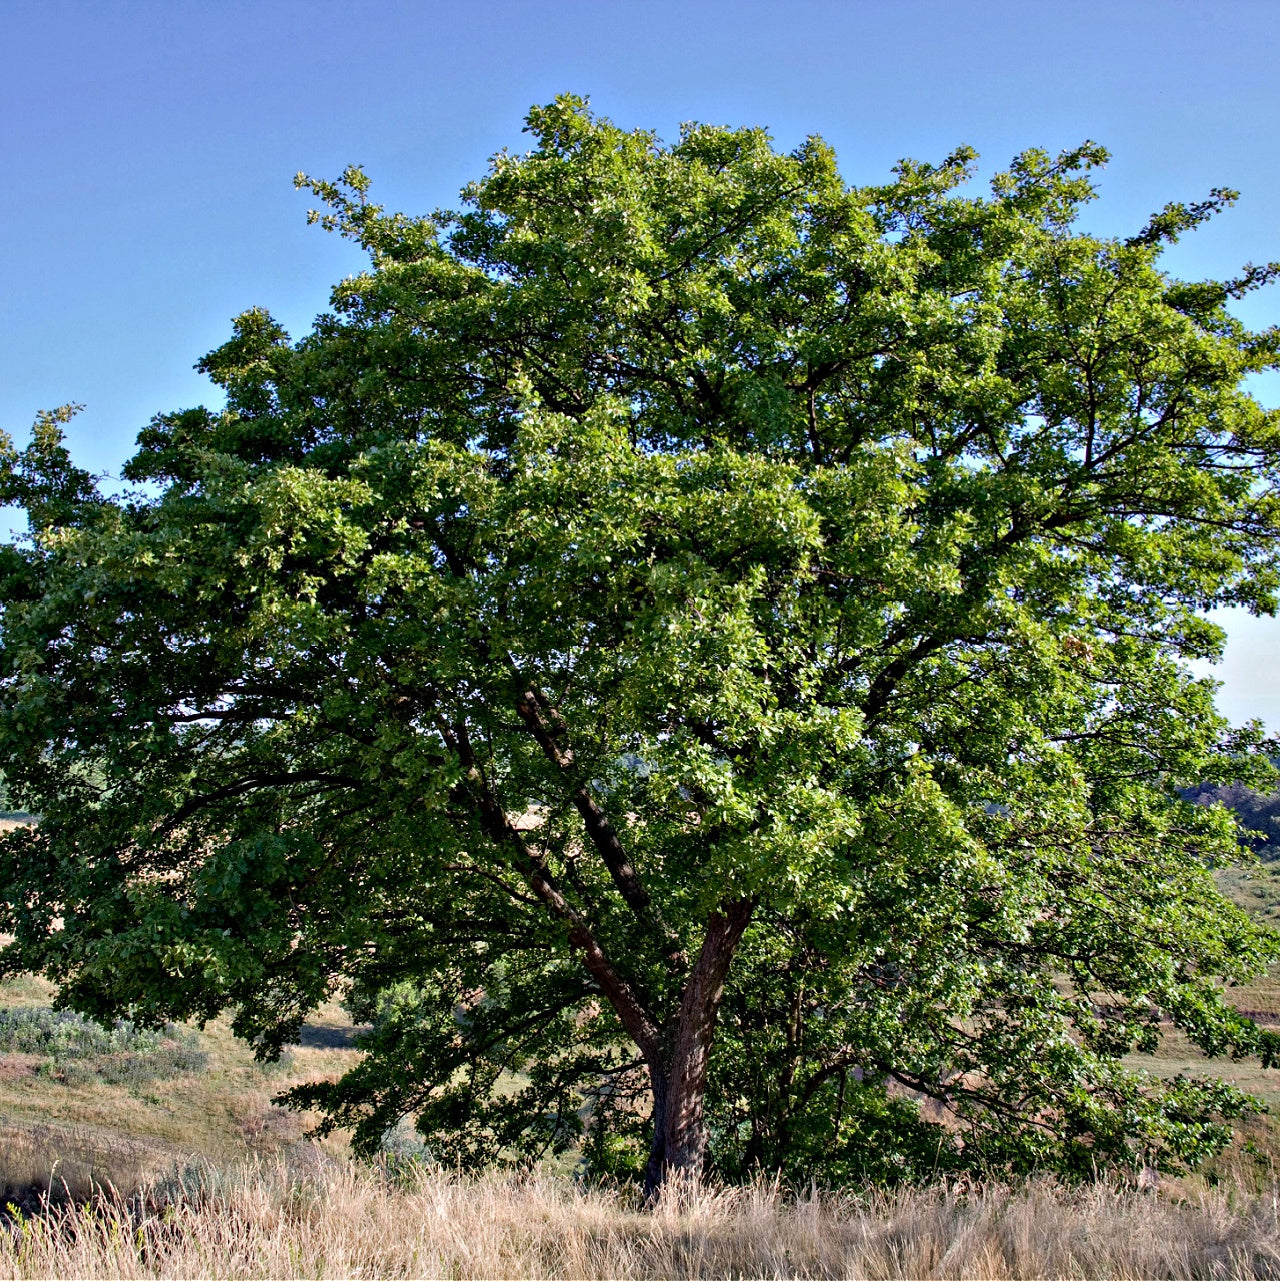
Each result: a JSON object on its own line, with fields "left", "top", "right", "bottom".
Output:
{"left": 0, "top": 1054, "right": 38, "bottom": 1082}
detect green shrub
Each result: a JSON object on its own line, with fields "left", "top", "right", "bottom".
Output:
{"left": 0, "top": 1007, "right": 207, "bottom": 1087}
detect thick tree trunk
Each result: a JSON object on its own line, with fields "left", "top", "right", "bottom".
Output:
{"left": 644, "top": 1067, "right": 669, "bottom": 1195}
{"left": 644, "top": 899, "right": 753, "bottom": 1198}
{"left": 458, "top": 715, "right": 751, "bottom": 1199}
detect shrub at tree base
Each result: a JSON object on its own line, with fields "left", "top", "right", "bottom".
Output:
{"left": 3, "top": 97, "right": 1280, "bottom": 1193}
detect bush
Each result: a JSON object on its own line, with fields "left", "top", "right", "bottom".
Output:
{"left": 0, "top": 1007, "right": 207, "bottom": 1086}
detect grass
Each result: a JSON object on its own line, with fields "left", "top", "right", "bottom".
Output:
{"left": 0, "top": 971, "right": 357, "bottom": 1206}
{"left": 6, "top": 861, "right": 1280, "bottom": 1276}
{"left": 1125, "top": 1024, "right": 1280, "bottom": 1115}
{"left": 0, "top": 1007, "right": 208, "bottom": 1091}
{"left": 4, "top": 987, "right": 1280, "bottom": 1281}
{"left": 6, "top": 1162, "right": 1280, "bottom": 1279}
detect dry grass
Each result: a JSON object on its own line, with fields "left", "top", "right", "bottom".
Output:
{"left": 0, "top": 971, "right": 357, "bottom": 1174}
{"left": 0, "top": 1118, "right": 180, "bottom": 1204}
{"left": 4, "top": 1159, "right": 1280, "bottom": 1280}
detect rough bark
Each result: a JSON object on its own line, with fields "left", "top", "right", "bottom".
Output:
{"left": 645, "top": 898, "right": 754, "bottom": 1194}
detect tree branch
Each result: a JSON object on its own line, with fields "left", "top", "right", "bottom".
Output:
{"left": 442, "top": 716, "right": 665, "bottom": 1071}
{"left": 514, "top": 684, "right": 688, "bottom": 971}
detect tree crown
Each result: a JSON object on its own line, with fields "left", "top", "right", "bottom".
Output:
{"left": 4, "top": 97, "right": 1280, "bottom": 1182}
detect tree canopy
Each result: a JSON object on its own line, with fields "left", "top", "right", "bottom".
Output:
{"left": 4, "top": 97, "right": 1280, "bottom": 1191}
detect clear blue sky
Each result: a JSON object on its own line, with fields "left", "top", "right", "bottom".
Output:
{"left": 3, "top": 0, "right": 1278, "bottom": 726}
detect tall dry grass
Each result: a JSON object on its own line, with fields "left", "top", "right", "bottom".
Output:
{"left": 1, "top": 1118, "right": 176, "bottom": 1204}
{"left": 5, "top": 1157, "right": 1280, "bottom": 1280}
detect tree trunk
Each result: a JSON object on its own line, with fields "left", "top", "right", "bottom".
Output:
{"left": 644, "top": 899, "right": 753, "bottom": 1198}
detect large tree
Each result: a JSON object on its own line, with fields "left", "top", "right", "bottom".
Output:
{"left": 4, "top": 98, "right": 1280, "bottom": 1191}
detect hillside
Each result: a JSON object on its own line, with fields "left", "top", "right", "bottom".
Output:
{"left": 0, "top": 969, "right": 360, "bottom": 1203}
{"left": 5, "top": 862, "right": 1280, "bottom": 1277}
{"left": 1187, "top": 781, "right": 1280, "bottom": 858}
{"left": 6, "top": 788, "right": 1280, "bottom": 1225}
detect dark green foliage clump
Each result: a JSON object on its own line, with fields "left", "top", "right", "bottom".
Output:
{"left": 0, "top": 1007, "right": 207, "bottom": 1088}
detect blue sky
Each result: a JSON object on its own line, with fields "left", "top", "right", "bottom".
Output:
{"left": 3, "top": 0, "right": 1278, "bottom": 726}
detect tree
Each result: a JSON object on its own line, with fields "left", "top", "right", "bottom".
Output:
{"left": 4, "top": 97, "right": 1280, "bottom": 1192}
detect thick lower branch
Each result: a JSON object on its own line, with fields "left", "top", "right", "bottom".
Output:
{"left": 514, "top": 685, "right": 687, "bottom": 969}
{"left": 442, "top": 716, "right": 664, "bottom": 1074}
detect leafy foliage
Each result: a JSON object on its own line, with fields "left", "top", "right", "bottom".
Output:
{"left": 3, "top": 97, "right": 1280, "bottom": 1186}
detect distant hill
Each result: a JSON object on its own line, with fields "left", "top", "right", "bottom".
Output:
{"left": 1184, "top": 782, "right": 1280, "bottom": 859}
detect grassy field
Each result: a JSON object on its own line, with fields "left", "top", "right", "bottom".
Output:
{"left": 7, "top": 1165, "right": 1280, "bottom": 1279}
{"left": 0, "top": 969, "right": 359, "bottom": 1204}
{"left": 6, "top": 860, "right": 1280, "bottom": 1277}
